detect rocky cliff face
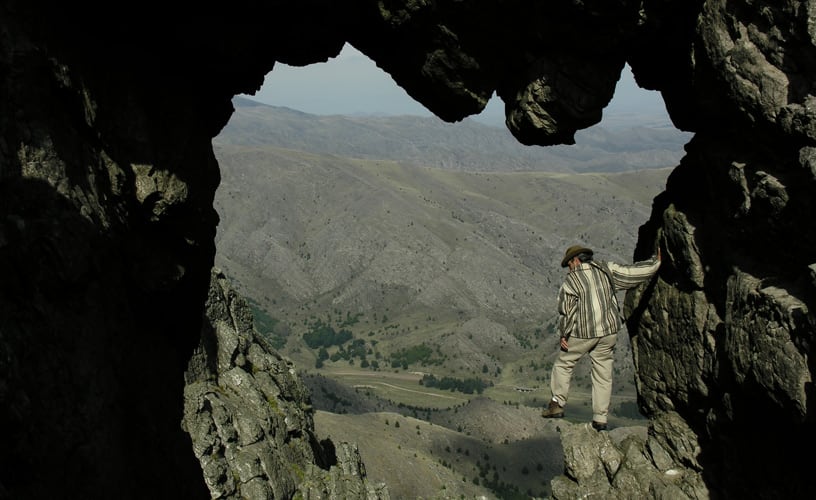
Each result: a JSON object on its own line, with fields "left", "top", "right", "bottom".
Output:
{"left": 183, "top": 268, "right": 388, "bottom": 498}
{"left": 1, "top": 1, "right": 813, "bottom": 499}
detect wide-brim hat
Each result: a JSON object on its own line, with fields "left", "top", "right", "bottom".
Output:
{"left": 561, "top": 245, "right": 593, "bottom": 267}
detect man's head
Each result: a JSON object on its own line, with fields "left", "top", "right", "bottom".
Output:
{"left": 561, "top": 245, "right": 593, "bottom": 268}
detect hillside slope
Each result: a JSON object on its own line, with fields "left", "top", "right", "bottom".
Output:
{"left": 314, "top": 402, "right": 566, "bottom": 499}
{"left": 214, "top": 144, "right": 667, "bottom": 329}
{"left": 213, "top": 140, "right": 668, "bottom": 402}
{"left": 211, "top": 107, "right": 675, "bottom": 498}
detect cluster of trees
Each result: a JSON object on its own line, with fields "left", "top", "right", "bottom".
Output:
{"left": 420, "top": 374, "right": 492, "bottom": 394}
{"left": 338, "top": 310, "right": 363, "bottom": 327}
{"left": 316, "top": 338, "right": 381, "bottom": 369}
{"left": 299, "top": 314, "right": 400, "bottom": 369}
{"left": 437, "top": 445, "right": 542, "bottom": 499}
{"left": 302, "top": 318, "right": 353, "bottom": 348}
{"left": 389, "top": 343, "right": 443, "bottom": 369}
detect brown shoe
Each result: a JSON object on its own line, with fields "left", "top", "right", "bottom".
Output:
{"left": 541, "top": 400, "right": 564, "bottom": 418}
{"left": 591, "top": 421, "right": 607, "bottom": 431}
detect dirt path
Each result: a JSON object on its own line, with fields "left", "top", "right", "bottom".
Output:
{"left": 327, "top": 369, "right": 467, "bottom": 402}
{"left": 353, "top": 381, "right": 465, "bottom": 401}
{"left": 328, "top": 370, "right": 425, "bottom": 382}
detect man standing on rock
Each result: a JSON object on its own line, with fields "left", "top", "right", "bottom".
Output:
{"left": 541, "top": 244, "right": 661, "bottom": 430}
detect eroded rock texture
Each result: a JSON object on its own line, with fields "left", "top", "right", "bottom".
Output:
{"left": 0, "top": 1, "right": 814, "bottom": 499}
{"left": 184, "top": 269, "right": 388, "bottom": 498}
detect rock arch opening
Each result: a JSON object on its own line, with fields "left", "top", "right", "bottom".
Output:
{"left": 210, "top": 44, "right": 692, "bottom": 498}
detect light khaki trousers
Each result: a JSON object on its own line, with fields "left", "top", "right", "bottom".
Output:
{"left": 550, "top": 333, "right": 617, "bottom": 424}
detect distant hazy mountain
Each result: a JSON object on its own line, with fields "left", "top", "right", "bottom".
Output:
{"left": 217, "top": 97, "right": 691, "bottom": 174}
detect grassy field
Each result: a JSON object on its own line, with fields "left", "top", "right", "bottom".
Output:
{"left": 311, "top": 364, "right": 646, "bottom": 426}
{"left": 319, "top": 367, "right": 471, "bottom": 409}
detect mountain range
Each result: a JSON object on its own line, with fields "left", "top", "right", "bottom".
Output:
{"left": 210, "top": 98, "right": 684, "bottom": 498}
{"left": 219, "top": 97, "right": 690, "bottom": 173}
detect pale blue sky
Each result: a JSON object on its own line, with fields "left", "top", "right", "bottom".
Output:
{"left": 244, "top": 45, "right": 671, "bottom": 129}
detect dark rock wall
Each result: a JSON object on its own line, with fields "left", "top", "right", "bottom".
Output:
{"left": 0, "top": 4, "right": 220, "bottom": 498}
{"left": 1, "top": 1, "right": 814, "bottom": 499}
{"left": 629, "top": 2, "right": 816, "bottom": 497}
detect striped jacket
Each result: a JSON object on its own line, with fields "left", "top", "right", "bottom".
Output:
{"left": 557, "top": 255, "right": 660, "bottom": 339}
